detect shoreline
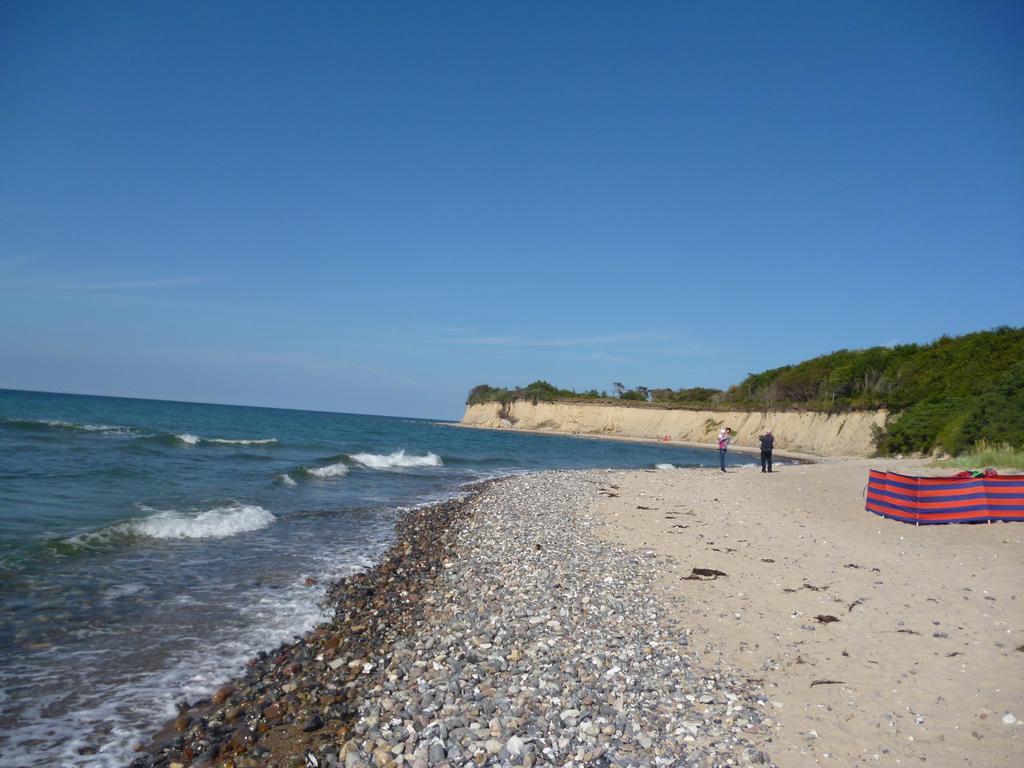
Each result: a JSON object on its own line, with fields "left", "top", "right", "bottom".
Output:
{"left": 132, "top": 457, "right": 1021, "bottom": 768}
{"left": 446, "top": 421, "right": 822, "bottom": 463}
{"left": 132, "top": 485, "right": 486, "bottom": 767}
{"left": 133, "top": 471, "right": 776, "bottom": 767}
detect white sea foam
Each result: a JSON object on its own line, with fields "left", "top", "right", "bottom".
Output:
{"left": 303, "top": 462, "right": 350, "bottom": 479}
{"left": 655, "top": 463, "right": 675, "bottom": 470}
{"left": 349, "top": 450, "right": 442, "bottom": 469}
{"left": 126, "top": 503, "right": 276, "bottom": 539}
{"left": 173, "top": 434, "right": 276, "bottom": 446}
{"left": 58, "top": 502, "right": 277, "bottom": 551}
{"left": 277, "top": 473, "right": 298, "bottom": 487}
{"left": 0, "top": 541, "right": 389, "bottom": 768}
{"left": 206, "top": 437, "right": 278, "bottom": 445}
{"left": 8, "top": 418, "right": 139, "bottom": 435}
{"left": 103, "top": 583, "right": 148, "bottom": 600}
{"left": 59, "top": 421, "right": 134, "bottom": 434}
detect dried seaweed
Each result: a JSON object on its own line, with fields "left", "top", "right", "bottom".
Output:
{"left": 684, "top": 567, "right": 728, "bottom": 580}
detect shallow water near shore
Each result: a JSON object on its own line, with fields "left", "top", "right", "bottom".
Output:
{"left": 0, "top": 388, "right": 743, "bottom": 766}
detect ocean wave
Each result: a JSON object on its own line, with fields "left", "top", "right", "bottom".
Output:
{"left": 173, "top": 434, "right": 277, "bottom": 446}
{"left": 101, "top": 582, "right": 149, "bottom": 603}
{"left": 301, "top": 462, "right": 350, "bottom": 479}
{"left": 4, "top": 542, "right": 387, "bottom": 768}
{"left": 58, "top": 503, "right": 277, "bottom": 550}
{"left": 126, "top": 503, "right": 276, "bottom": 539}
{"left": 277, "top": 473, "right": 298, "bottom": 487}
{"left": 205, "top": 437, "right": 278, "bottom": 445}
{"left": 1, "top": 418, "right": 139, "bottom": 436}
{"left": 349, "top": 450, "right": 442, "bottom": 469}
{"left": 655, "top": 463, "right": 675, "bottom": 470}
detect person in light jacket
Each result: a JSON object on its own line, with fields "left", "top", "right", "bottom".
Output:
{"left": 717, "top": 427, "right": 733, "bottom": 472}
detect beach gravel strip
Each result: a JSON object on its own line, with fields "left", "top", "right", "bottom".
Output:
{"left": 132, "top": 471, "right": 773, "bottom": 768}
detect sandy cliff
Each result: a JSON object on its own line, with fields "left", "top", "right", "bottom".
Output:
{"left": 462, "top": 401, "right": 887, "bottom": 457}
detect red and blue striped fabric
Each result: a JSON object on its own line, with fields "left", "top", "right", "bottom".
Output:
{"left": 866, "top": 470, "right": 1024, "bottom": 524}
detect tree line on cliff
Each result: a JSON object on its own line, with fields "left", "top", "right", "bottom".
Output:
{"left": 466, "top": 326, "right": 1024, "bottom": 456}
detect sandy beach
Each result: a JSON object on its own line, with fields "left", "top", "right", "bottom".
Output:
{"left": 595, "top": 459, "right": 1024, "bottom": 767}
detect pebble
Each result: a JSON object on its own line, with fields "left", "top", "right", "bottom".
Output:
{"left": 130, "top": 472, "right": 774, "bottom": 767}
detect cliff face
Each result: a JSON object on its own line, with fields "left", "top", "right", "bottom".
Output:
{"left": 461, "top": 401, "right": 887, "bottom": 457}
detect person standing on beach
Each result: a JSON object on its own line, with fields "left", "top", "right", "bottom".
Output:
{"left": 759, "top": 429, "right": 774, "bottom": 473}
{"left": 717, "top": 427, "right": 732, "bottom": 472}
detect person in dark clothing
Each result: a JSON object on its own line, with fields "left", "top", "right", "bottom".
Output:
{"left": 758, "top": 430, "right": 774, "bottom": 473}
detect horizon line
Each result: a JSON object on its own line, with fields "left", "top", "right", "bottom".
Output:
{"left": 0, "top": 385, "right": 455, "bottom": 424}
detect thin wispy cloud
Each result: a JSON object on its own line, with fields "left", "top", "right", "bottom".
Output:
{"left": 414, "top": 323, "right": 479, "bottom": 335}
{"left": 567, "top": 350, "right": 636, "bottom": 364}
{"left": 0, "top": 255, "right": 39, "bottom": 269}
{"left": 439, "top": 331, "right": 666, "bottom": 348}
{"left": 195, "top": 348, "right": 421, "bottom": 387}
{"left": 646, "top": 342, "right": 713, "bottom": 357}
{"left": 65, "top": 276, "right": 211, "bottom": 291}
{"left": 0, "top": 275, "right": 212, "bottom": 292}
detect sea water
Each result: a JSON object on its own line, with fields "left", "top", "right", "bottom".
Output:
{"left": 0, "top": 389, "right": 737, "bottom": 766}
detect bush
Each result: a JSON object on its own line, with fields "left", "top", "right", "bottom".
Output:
{"left": 880, "top": 396, "right": 967, "bottom": 455}
{"left": 466, "top": 384, "right": 511, "bottom": 405}
{"left": 651, "top": 387, "right": 723, "bottom": 405}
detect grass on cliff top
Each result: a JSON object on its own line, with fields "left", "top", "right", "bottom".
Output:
{"left": 932, "top": 440, "right": 1024, "bottom": 472}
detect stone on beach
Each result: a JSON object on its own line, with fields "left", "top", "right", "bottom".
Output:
{"left": 131, "top": 472, "right": 773, "bottom": 767}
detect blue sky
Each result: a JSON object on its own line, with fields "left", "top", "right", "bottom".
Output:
{"left": 2, "top": 1, "right": 1021, "bottom": 419}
